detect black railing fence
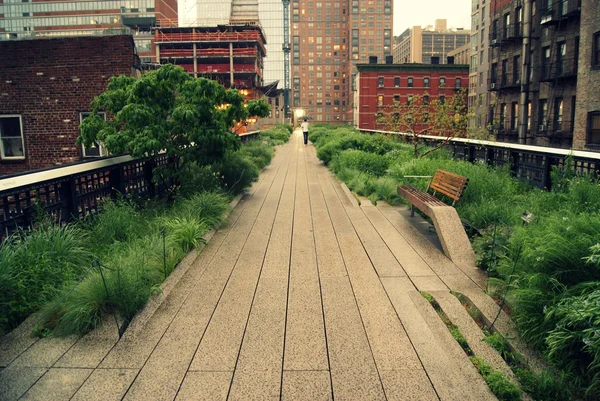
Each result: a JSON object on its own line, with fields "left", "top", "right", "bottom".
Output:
{"left": 0, "top": 131, "right": 260, "bottom": 239}
{"left": 359, "top": 129, "right": 600, "bottom": 190}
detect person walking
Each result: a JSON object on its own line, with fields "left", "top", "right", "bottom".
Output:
{"left": 301, "top": 118, "right": 309, "bottom": 145}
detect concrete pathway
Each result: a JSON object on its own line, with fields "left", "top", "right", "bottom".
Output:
{"left": 0, "top": 130, "right": 500, "bottom": 400}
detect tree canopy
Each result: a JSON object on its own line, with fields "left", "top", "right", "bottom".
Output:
{"left": 376, "top": 90, "right": 468, "bottom": 158}
{"left": 78, "top": 64, "right": 270, "bottom": 192}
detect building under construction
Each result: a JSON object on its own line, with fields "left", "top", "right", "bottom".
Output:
{"left": 488, "top": 0, "right": 582, "bottom": 148}
{"left": 154, "top": 25, "right": 266, "bottom": 91}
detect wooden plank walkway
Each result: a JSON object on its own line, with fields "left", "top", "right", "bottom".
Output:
{"left": 0, "top": 130, "right": 499, "bottom": 401}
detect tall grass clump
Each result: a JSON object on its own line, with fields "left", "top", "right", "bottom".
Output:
{"left": 179, "top": 191, "right": 231, "bottom": 229}
{"left": 238, "top": 139, "right": 274, "bottom": 169}
{"left": 260, "top": 125, "right": 291, "bottom": 146}
{"left": 84, "top": 199, "right": 141, "bottom": 249}
{"left": 217, "top": 152, "right": 260, "bottom": 195}
{"left": 0, "top": 225, "right": 92, "bottom": 332}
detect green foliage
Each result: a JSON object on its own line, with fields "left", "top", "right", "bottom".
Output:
{"left": 78, "top": 64, "right": 270, "bottom": 194}
{"left": 331, "top": 149, "right": 389, "bottom": 177}
{"left": 217, "top": 152, "right": 260, "bottom": 195}
{"left": 84, "top": 199, "right": 141, "bottom": 249}
{"left": 179, "top": 191, "right": 230, "bottom": 230}
{"left": 238, "top": 139, "right": 274, "bottom": 169}
{"left": 0, "top": 225, "right": 92, "bottom": 332}
{"left": 472, "top": 225, "right": 512, "bottom": 273}
{"left": 470, "top": 356, "right": 523, "bottom": 401}
{"left": 179, "top": 163, "right": 222, "bottom": 196}
{"left": 261, "top": 126, "right": 291, "bottom": 146}
{"left": 160, "top": 217, "right": 208, "bottom": 252}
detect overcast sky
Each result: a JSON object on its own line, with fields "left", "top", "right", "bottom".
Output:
{"left": 393, "top": 0, "right": 472, "bottom": 35}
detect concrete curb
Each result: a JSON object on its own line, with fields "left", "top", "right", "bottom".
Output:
{"left": 123, "top": 193, "right": 244, "bottom": 338}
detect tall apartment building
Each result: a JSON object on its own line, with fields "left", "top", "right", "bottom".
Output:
{"left": 488, "top": 0, "right": 582, "bottom": 148}
{"left": 392, "top": 19, "right": 471, "bottom": 64}
{"left": 0, "top": 0, "right": 177, "bottom": 62}
{"left": 468, "top": 0, "right": 491, "bottom": 135}
{"left": 291, "top": 0, "right": 393, "bottom": 124}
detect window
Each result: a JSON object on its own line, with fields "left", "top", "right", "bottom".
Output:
{"left": 593, "top": 31, "right": 600, "bottom": 68}
{"left": 407, "top": 77, "right": 413, "bottom": 87}
{"left": 455, "top": 77, "right": 462, "bottom": 88}
{"left": 424, "top": 77, "right": 430, "bottom": 88}
{"left": 423, "top": 95, "right": 429, "bottom": 105}
{"left": 527, "top": 102, "right": 532, "bottom": 131}
{"left": 513, "top": 55, "right": 521, "bottom": 84}
{"left": 394, "top": 76, "right": 400, "bottom": 87}
{"left": 439, "top": 77, "right": 446, "bottom": 87}
{"left": 407, "top": 95, "right": 413, "bottom": 105}
{"left": 554, "top": 98, "right": 563, "bottom": 131}
{"left": 80, "top": 112, "right": 108, "bottom": 157}
{"left": 0, "top": 115, "right": 25, "bottom": 159}
{"left": 588, "top": 112, "right": 600, "bottom": 145}
{"left": 539, "top": 99, "right": 548, "bottom": 128}
{"left": 377, "top": 95, "right": 384, "bottom": 106}
{"left": 503, "top": 13, "right": 510, "bottom": 39}
{"left": 439, "top": 95, "right": 445, "bottom": 105}
{"left": 542, "top": 46, "right": 551, "bottom": 79}
{"left": 378, "top": 77, "right": 384, "bottom": 87}
{"left": 499, "top": 104, "right": 506, "bottom": 129}
{"left": 557, "top": 42, "right": 566, "bottom": 76}
{"left": 511, "top": 103, "right": 519, "bottom": 131}
{"left": 394, "top": 95, "right": 400, "bottom": 103}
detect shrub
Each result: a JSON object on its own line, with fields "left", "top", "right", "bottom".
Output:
{"left": 332, "top": 149, "right": 389, "bottom": 177}
{"left": 260, "top": 126, "right": 290, "bottom": 145}
{"left": 85, "top": 200, "right": 141, "bottom": 248}
{"left": 238, "top": 139, "right": 274, "bottom": 169}
{"left": 161, "top": 217, "right": 208, "bottom": 252}
{"left": 470, "top": 356, "right": 523, "bottom": 401}
{"left": 179, "top": 163, "right": 222, "bottom": 196}
{"left": 217, "top": 152, "right": 260, "bottom": 195}
{"left": 472, "top": 225, "right": 512, "bottom": 273}
{"left": 179, "top": 191, "right": 230, "bottom": 229}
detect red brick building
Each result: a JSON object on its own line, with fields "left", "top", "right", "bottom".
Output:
{"left": 0, "top": 35, "right": 139, "bottom": 175}
{"left": 354, "top": 62, "right": 469, "bottom": 131}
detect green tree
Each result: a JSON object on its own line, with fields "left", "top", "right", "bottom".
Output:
{"left": 376, "top": 89, "right": 468, "bottom": 158}
{"left": 78, "top": 64, "right": 270, "bottom": 196}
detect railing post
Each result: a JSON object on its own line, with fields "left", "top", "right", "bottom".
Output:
{"left": 510, "top": 150, "right": 519, "bottom": 177}
{"left": 485, "top": 147, "right": 494, "bottom": 167}
{"left": 467, "top": 145, "right": 476, "bottom": 163}
{"left": 60, "top": 178, "right": 78, "bottom": 222}
{"left": 144, "top": 160, "right": 155, "bottom": 198}
{"left": 541, "top": 154, "right": 553, "bottom": 190}
{"left": 110, "top": 167, "right": 125, "bottom": 200}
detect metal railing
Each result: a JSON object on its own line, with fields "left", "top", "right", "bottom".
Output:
{"left": 358, "top": 129, "right": 600, "bottom": 190}
{"left": 0, "top": 131, "right": 262, "bottom": 238}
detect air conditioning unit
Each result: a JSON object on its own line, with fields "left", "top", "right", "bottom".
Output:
{"left": 490, "top": 83, "right": 496, "bottom": 89}
{"left": 539, "top": 124, "right": 547, "bottom": 131}
{"left": 491, "top": 39, "right": 498, "bottom": 45}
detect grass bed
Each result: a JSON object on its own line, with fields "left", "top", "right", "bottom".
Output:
{"left": 0, "top": 135, "right": 289, "bottom": 337}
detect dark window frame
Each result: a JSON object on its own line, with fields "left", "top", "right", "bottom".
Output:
{"left": 587, "top": 111, "right": 600, "bottom": 146}
{"left": 593, "top": 31, "right": 600, "bottom": 69}
{"left": 0, "top": 115, "right": 25, "bottom": 160}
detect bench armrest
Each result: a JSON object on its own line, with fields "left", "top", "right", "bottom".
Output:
{"left": 402, "top": 175, "right": 433, "bottom": 178}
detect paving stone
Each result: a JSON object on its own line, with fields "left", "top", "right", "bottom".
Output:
{"left": 282, "top": 371, "right": 332, "bottom": 401}
{"left": 411, "top": 275, "right": 449, "bottom": 292}
{"left": 229, "top": 369, "right": 281, "bottom": 401}
{"left": 55, "top": 318, "right": 119, "bottom": 368}
{"left": 380, "top": 369, "right": 438, "bottom": 401}
{"left": 10, "top": 336, "right": 78, "bottom": 368}
{"left": 0, "top": 316, "right": 39, "bottom": 367}
{"left": 0, "top": 365, "right": 47, "bottom": 401}
{"left": 20, "top": 367, "right": 93, "bottom": 401}
{"left": 361, "top": 204, "right": 437, "bottom": 277}
{"left": 71, "top": 368, "right": 138, "bottom": 401}
{"left": 175, "top": 371, "right": 232, "bottom": 401}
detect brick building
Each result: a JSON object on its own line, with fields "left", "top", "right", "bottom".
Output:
{"left": 573, "top": 0, "right": 600, "bottom": 150}
{"left": 0, "top": 35, "right": 139, "bottom": 175}
{"left": 488, "top": 0, "right": 581, "bottom": 148}
{"left": 354, "top": 61, "right": 469, "bottom": 130}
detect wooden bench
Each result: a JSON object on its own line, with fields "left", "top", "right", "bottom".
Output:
{"left": 397, "top": 169, "right": 477, "bottom": 276}
{"left": 398, "top": 169, "right": 469, "bottom": 217}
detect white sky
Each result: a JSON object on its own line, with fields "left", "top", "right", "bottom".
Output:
{"left": 393, "top": 0, "right": 472, "bottom": 36}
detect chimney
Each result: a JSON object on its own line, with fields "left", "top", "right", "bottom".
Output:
{"left": 431, "top": 56, "right": 440, "bottom": 65}
{"left": 447, "top": 56, "right": 455, "bottom": 64}
{"left": 385, "top": 55, "right": 393, "bottom": 64}
{"left": 369, "top": 55, "right": 378, "bottom": 64}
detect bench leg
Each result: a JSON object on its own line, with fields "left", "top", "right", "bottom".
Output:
{"left": 411, "top": 204, "right": 415, "bottom": 217}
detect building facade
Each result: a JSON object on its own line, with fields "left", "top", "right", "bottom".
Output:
{"left": 354, "top": 62, "right": 469, "bottom": 130}
{"left": 392, "top": 20, "right": 471, "bottom": 64}
{"left": 447, "top": 42, "right": 472, "bottom": 65}
{"left": 468, "top": 0, "right": 491, "bottom": 137}
{"left": 290, "top": 0, "right": 393, "bottom": 124}
{"left": 572, "top": 0, "right": 600, "bottom": 150}
{"left": 0, "top": 35, "right": 139, "bottom": 175}
{"left": 0, "top": 0, "right": 177, "bottom": 62}
{"left": 488, "top": 0, "right": 581, "bottom": 148}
